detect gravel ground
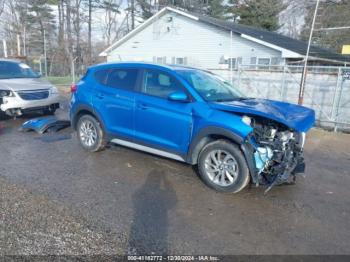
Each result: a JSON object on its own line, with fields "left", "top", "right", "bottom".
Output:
{"left": 0, "top": 92, "right": 350, "bottom": 256}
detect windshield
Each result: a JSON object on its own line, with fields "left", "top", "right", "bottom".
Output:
{"left": 0, "top": 61, "right": 40, "bottom": 79}
{"left": 176, "top": 69, "right": 245, "bottom": 102}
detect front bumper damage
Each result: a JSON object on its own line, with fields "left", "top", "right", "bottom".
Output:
{"left": 0, "top": 92, "right": 60, "bottom": 116}
{"left": 241, "top": 136, "right": 306, "bottom": 193}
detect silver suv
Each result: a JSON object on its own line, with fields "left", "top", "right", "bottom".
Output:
{"left": 0, "top": 59, "right": 60, "bottom": 117}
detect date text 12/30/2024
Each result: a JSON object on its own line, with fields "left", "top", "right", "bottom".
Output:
{"left": 128, "top": 255, "right": 220, "bottom": 261}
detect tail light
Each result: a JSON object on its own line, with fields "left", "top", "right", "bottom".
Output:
{"left": 70, "top": 84, "right": 78, "bottom": 93}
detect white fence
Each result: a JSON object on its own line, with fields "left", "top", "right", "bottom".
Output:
{"left": 211, "top": 65, "right": 350, "bottom": 132}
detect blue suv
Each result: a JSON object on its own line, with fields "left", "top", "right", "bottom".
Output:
{"left": 70, "top": 62, "right": 315, "bottom": 193}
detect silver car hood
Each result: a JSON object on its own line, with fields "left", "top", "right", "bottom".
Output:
{"left": 0, "top": 77, "right": 53, "bottom": 91}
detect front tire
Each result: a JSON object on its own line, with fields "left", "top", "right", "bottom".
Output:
{"left": 77, "top": 114, "right": 106, "bottom": 152}
{"left": 198, "top": 140, "right": 250, "bottom": 193}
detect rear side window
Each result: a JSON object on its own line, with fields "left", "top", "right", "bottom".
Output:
{"left": 94, "top": 69, "right": 108, "bottom": 83}
{"left": 94, "top": 68, "right": 138, "bottom": 91}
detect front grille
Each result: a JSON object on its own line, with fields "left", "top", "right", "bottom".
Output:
{"left": 17, "top": 90, "right": 49, "bottom": 100}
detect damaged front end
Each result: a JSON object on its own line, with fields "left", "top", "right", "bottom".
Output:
{"left": 242, "top": 116, "right": 307, "bottom": 193}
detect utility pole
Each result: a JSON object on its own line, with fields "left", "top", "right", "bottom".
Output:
{"left": 131, "top": 0, "right": 135, "bottom": 30}
{"left": 88, "top": 0, "right": 92, "bottom": 64}
{"left": 43, "top": 29, "right": 48, "bottom": 77}
{"left": 230, "top": 31, "right": 233, "bottom": 84}
{"left": 17, "top": 34, "right": 21, "bottom": 56}
{"left": 23, "top": 26, "right": 26, "bottom": 57}
{"left": 2, "top": 40, "right": 7, "bottom": 58}
{"left": 298, "top": 0, "right": 320, "bottom": 105}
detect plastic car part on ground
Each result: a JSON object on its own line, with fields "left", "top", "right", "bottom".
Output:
{"left": 20, "top": 116, "right": 71, "bottom": 134}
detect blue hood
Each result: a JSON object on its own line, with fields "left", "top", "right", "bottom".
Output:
{"left": 210, "top": 98, "right": 315, "bottom": 132}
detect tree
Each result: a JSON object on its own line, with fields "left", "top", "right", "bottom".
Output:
{"left": 206, "top": 0, "right": 227, "bottom": 19}
{"left": 98, "top": 0, "right": 122, "bottom": 45}
{"left": 135, "top": 0, "right": 227, "bottom": 20}
{"left": 230, "top": 0, "right": 285, "bottom": 31}
{"left": 301, "top": 0, "right": 350, "bottom": 53}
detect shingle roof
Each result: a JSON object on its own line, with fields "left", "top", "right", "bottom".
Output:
{"left": 189, "top": 11, "right": 350, "bottom": 63}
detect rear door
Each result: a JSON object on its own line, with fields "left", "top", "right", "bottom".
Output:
{"left": 133, "top": 68, "right": 193, "bottom": 156}
{"left": 92, "top": 67, "right": 139, "bottom": 140}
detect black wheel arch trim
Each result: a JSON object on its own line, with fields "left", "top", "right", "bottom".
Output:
{"left": 71, "top": 105, "right": 106, "bottom": 132}
{"left": 240, "top": 140, "right": 259, "bottom": 184}
{"left": 186, "top": 126, "right": 258, "bottom": 182}
{"left": 186, "top": 126, "right": 244, "bottom": 164}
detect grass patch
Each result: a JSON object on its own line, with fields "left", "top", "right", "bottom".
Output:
{"left": 46, "top": 76, "right": 80, "bottom": 86}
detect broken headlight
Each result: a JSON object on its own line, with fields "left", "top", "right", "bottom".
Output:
{"left": 50, "top": 86, "right": 59, "bottom": 94}
{"left": 242, "top": 115, "right": 252, "bottom": 126}
{"left": 0, "top": 90, "right": 13, "bottom": 97}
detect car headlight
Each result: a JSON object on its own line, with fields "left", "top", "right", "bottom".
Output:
{"left": 0, "top": 90, "right": 13, "bottom": 97}
{"left": 50, "top": 86, "right": 59, "bottom": 94}
{"left": 242, "top": 115, "right": 252, "bottom": 126}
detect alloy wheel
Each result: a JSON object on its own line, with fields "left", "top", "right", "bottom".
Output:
{"left": 79, "top": 119, "right": 97, "bottom": 147}
{"left": 204, "top": 149, "right": 239, "bottom": 187}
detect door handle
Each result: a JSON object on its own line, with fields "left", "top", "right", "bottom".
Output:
{"left": 96, "top": 93, "right": 105, "bottom": 99}
{"left": 138, "top": 103, "right": 149, "bottom": 110}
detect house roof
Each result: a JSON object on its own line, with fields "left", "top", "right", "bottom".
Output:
{"left": 191, "top": 11, "right": 350, "bottom": 63}
{"left": 100, "top": 7, "right": 350, "bottom": 63}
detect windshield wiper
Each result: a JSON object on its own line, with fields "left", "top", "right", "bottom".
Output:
{"left": 215, "top": 97, "right": 250, "bottom": 102}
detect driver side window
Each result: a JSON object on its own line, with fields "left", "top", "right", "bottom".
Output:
{"left": 141, "top": 69, "right": 182, "bottom": 99}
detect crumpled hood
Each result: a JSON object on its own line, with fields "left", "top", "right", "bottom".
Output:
{"left": 0, "top": 78, "right": 52, "bottom": 91}
{"left": 210, "top": 98, "right": 315, "bottom": 132}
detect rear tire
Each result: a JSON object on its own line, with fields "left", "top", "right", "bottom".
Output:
{"left": 198, "top": 140, "right": 250, "bottom": 193}
{"left": 77, "top": 114, "right": 106, "bottom": 152}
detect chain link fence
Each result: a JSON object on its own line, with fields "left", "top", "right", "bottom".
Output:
{"left": 211, "top": 65, "right": 350, "bottom": 132}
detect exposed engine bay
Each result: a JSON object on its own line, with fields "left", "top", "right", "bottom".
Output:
{"left": 244, "top": 116, "right": 306, "bottom": 192}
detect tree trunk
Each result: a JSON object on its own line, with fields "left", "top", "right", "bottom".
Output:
{"left": 88, "top": 0, "right": 92, "bottom": 64}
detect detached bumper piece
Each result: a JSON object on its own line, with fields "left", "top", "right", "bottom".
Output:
{"left": 264, "top": 154, "right": 306, "bottom": 194}
{"left": 20, "top": 116, "right": 70, "bottom": 134}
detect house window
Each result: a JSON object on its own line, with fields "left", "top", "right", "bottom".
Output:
{"left": 258, "top": 58, "right": 271, "bottom": 70}
{"left": 221, "top": 57, "right": 242, "bottom": 69}
{"left": 154, "top": 56, "right": 166, "bottom": 64}
{"left": 172, "top": 57, "right": 188, "bottom": 65}
{"left": 271, "top": 57, "right": 281, "bottom": 65}
{"left": 228, "top": 58, "right": 236, "bottom": 69}
{"left": 258, "top": 58, "right": 271, "bottom": 65}
{"left": 250, "top": 57, "right": 257, "bottom": 65}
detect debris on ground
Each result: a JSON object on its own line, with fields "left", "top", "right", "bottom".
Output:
{"left": 20, "top": 116, "right": 70, "bottom": 134}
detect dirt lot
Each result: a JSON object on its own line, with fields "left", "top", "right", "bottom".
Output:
{"left": 1, "top": 92, "right": 350, "bottom": 256}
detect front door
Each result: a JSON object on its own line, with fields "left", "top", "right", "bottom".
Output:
{"left": 134, "top": 69, "right": 193, "bottom": 156}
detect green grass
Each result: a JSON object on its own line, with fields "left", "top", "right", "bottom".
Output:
{"left": 46, "top": 76, "right": 80, "bottom": 86}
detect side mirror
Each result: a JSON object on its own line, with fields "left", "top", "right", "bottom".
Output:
{"left": 168, "top": 91, "right": 189, "bottom": 102}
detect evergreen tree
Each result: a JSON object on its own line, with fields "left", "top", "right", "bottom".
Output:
{"left": 231, "top": 0, "right": 285, "bottom": 31}
{"left": 206, "top": 0, "right": 227, "bottom": 19}
{"left": 21, "top": 0, "right": 56, "bottom": 56}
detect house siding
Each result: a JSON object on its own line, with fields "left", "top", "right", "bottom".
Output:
{"left": 107, "top": 11, "right": 282, "bottom": 69}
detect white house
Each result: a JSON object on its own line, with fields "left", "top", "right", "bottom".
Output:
{"left": 100, "top": 7, "right": 349, "bottom": 69}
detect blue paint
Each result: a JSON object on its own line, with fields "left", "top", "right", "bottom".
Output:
{"left": 210, "top": 98, "right": 315, "bottom": 132}
{"left": 70, "top": 62, "right": 315, "bottom": 158}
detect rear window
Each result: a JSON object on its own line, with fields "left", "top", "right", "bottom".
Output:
{"left": 94, "top": 68, "right": 138, "bottom": 91}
